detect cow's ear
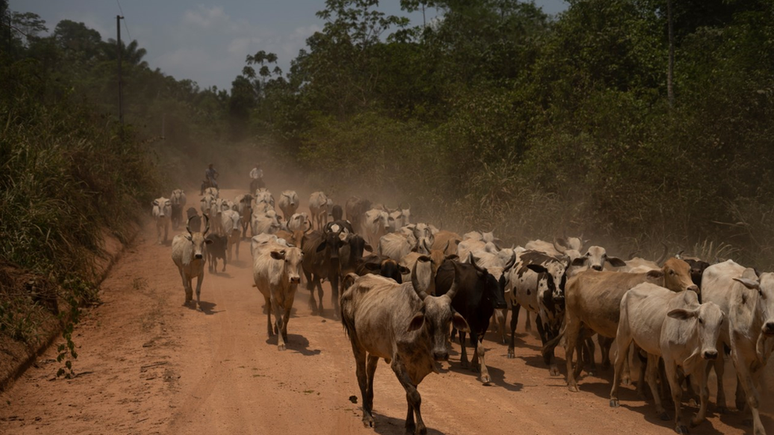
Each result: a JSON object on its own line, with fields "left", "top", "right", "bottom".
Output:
{"left": 204, "top": 238, "right": 213, "bottom": 244}
{"left": 647, "top": 270, "right": 664, "bottom": 279}
{"left": 571, "top": 257, "right": 587, "bottom": 267}
{"left": 270, "top": 250, "right": 286, "bottom": 260}
{"left": 527, "top": 264, "right": 547, "bottom": 274}
{"left": 667, "top": 308, "right": 698, "bottom": 320}
{"left": 398, "top": 265, "right": 411, "bottom": 275}
{"left": 185, "top": 235, "right": 193, "bottom": 241}
{"left": 363, "top": 243, "right": 373, "bottom": 253}
{"left": 315, "top": 241, "right": 327, "bottom": 252}
{"left": 407, "top": 310, "right": 425, "bottom": 332}
{"left": 734, "top": 277, "right": 761, "bottom": 290}
{"left": 606, "top": 257, "right": 626, "bottom": 267}
{"left": 452, "top": 312, "right": 470, "bottom": 333}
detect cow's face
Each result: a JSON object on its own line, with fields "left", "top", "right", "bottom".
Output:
{"left": 188, "top": 232, "right": 211, "bottom": 259}
{"left": 573, "top": 246, "right": 624, "bottom": 271}
{"left": 661, "top": 258, "right": 699, "bottom": 294}
{"left": 668, "top": 298, "right": 724, "bottom": 360}
{"left": 528, "top": 260, "right": 568, "bottom": 315}
{"left": 734, "top": 271, "right": 774, "bottom": 336}
{"left": 387, "top": 210, "right": 402, "bottom": 233}
{"left": 410, "top": 295, "right": 470, "bottom": 361}
{"left": 271, "top": 247, "right": 303, "bottom": 284}
{"left": 153, "top": 197, "right": 171, "bottom": 218}
{"left": 319, "top": 223, "right": 349, "bottom": 260}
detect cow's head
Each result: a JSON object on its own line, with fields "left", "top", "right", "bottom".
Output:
{"left": 734, "top": 270, "right": 774, "bottom": 338}
{"left": 527, "top": 258, "right": 569, "bottom": 313}
{"left": 409, "top": 258, "right": 470, "bottom": 362}
{"left": 317, "top": 222, "right": 350, "bottom": 260}
{"left": 387, "top": 210, "right": 403, "bottom": 233}
{"left": 270, "top": 247, "right": 304, "bottom": 284}
{"left": 468, "top": 254, "right": 507, "bottom": 309}
{"left": 281, "top": 191, "right": 298, "bottom": 207}
{"left": 153, "top": 197, "right": 171, "bottom": 218}
{"left": 571, "top": 246, "right": 625, "bottom": 271}
{"left": 655, "top": 258, "right": 699, "bottom": 295}
{"left": 186, "top": 215, "right": 211, "bottom": 259}
{"left": 667, "top": 293, "right": 724, "bottom": 361}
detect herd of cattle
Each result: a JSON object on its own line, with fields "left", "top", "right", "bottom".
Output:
{"left": 150, "top": 185, "right": 774, "bottom": 435}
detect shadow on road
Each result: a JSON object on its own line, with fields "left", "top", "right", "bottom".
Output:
{"left": 371, "top": 411, "right": 446, "bottom": 435}
{"left": 264, "top": 334, "right": 322, "bottom": 356}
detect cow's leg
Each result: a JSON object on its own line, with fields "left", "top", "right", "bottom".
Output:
{"left": 281, "top": 296, "right": 294, "bottom": 343}
{"left": 458, "top": 330, "right": 469, "bottom": 368}
{"left": 507, "top": 303, "right": 520, "bottom": 359}
{"left": 264, "top": 295, "right": 274, "bottom": 337}
{"left": 492, "top": 308, "right": 507, "bottom": 344}
{"left": 565, "top": 316, "right": 581, "bottom": 392}
{"left": 535, "top": 316, "right": 559, "bottom": 376}
{"left": 179, "top": 270, "right": 190, "bottom": 305}
{"left": 610, "top": 328, "right": 633, "bottom": 408}
{"left": 690, "top": 362, "right": 710, "bottom": 428}
{"left": 390, "top": 357, "right": 425, "bottom": 435}
{"left": 735, "top": 372, "right": 746, "bottom": 412}
{"left": 582, "top": 337, "right": 596, "bottom": 371}
{"left": 304, "top": 270, "right": 318, "bottom": 313}
{"left": 599, "top": 335, "right": 614, "bottom": 370}
{"left": 194, "top": 274, "right": 203, "bottom": 311}
{"left": 524, "top": 311, "right": 532, "bottom": 332}
{"left": 365, "top": 355, "right": 379, "bottom": 426}
{"left": 331, "top": 273, "right": 341, "bottom": 320}
{"left": 647, "top": 354, "right": 668, "bottom": 421}
{"left": 664, "top": 358, "right": 687, "bottom": 434}
{"left": 272, "top": 295, "right": 287, "bottom": 350}
{"left": 315, "top": 277, "right": 325, "bottom": 316}
{"left": 475, "top": 336, "right": 491, "bottom": 384}
{"left": 710, "top": 350, "right": 728, "bottom": 413}
{"left": 734, "top": 355, "right": 764, "bottom": 435}
{"left": 351, "top": 346, "right": 373, "bottom": 428}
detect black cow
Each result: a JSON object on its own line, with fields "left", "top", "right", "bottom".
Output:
{"left": 356, "top": 254, "right": 409, "bottom": 283}
{"left": 205, "top": 233, "right": 227, "bottom": 273}
{"left": 301, "top": 220, "right": 355, "bottom": 318}
{"left": 435, "top": 256, "right": 506, "bottom": 384}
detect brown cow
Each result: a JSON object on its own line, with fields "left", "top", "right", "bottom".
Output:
{"left": 341, "top": 259, "right": 469, "bottom": 434}
{"left": 552, "top": 257, "right": 697, "bottom": 392}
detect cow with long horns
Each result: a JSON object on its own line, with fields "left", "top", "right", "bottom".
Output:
{"left": 171, "top": 216, "right": 212, "bottom": 311}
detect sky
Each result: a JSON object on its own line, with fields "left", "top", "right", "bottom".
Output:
{"left": 13, "top": 1, "right": 568, "bottom": 93}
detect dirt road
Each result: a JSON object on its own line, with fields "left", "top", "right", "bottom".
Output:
{"left": 1, "top": 187, "right": 772, "bottom": 435}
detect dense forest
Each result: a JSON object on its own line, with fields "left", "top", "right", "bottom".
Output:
{"left": 1, "top": 0, "right": 773, "bottom": 346}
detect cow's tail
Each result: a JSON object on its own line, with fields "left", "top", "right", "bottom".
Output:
{"left": 542, "top": 323, "right": 566, "bottom": 355}
{"left": 340, "top": 273, "right": 360, "bottom": 340}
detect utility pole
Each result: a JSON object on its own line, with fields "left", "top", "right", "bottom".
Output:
{"left": 667, "top": 0, "right": 674, "bottom": 107}
{"left": 117, "top": 15, "right": 124, "bottom": 124}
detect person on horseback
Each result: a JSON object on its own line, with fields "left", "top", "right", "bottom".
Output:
{"left": 204, "top": 163, "right": 219, "bottom": 192}
{"left": 249, "top": 163, "right": 264, "bottom": 192}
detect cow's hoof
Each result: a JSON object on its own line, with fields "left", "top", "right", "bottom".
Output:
{"left": 549, "top": 366, "right": 560, "bottom": 376}
{"left": 196, "top": 305, "right": 203, "bottom": 312}
{"left": 507, "top": 352, "right": 515, "bottom": 359}
{"left": 568, "top": 385, "right": 579, "bottom": 393}
{"left": 610, "top": 399, "right": 619, "bottom": 408}
{"left": 362, "top": 415, "right": 374, "bottom": 428}
{"left": 659, "top": 412, "right": 670, "bottom": 421}
{"left": 690, "top": 415, "right": 703, "bottom": 427}
{"left": 622, "top": 376, "right": 632, "bottom": 386}
{"left": 481, "top": 375, "right": 491, "bottom": 385}
{"left": 675, "top": 425, "right": 689, "bottom": 434}
{"left": 278, "top": 344, "right": 286, "bottom": 351}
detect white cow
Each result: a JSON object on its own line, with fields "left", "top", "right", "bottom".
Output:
{"left": 278, "top": 190, "right": 299, "bottom": 222}
{"left": 152, "top": 196, "right": 171, "bottom": 245}
{"left": 221, "top": 209, "right": 241, "bottom": 262}
{"left": 252, "top": 243, "right": 304, "bottom": 351}
{"left": 253, "top": 188, "right": 274, "bottom": 209}
{"left": 287, "top": 212, "right": 310, "bottom": 232}
{"left": 611, "top": 284, "right": 724, "bottom": 434}
{"left": 702, "top": 260, "right": 774, "bottom": 434}
{"left": 251, "top": 209, "right": 282, "bottom": 236}
{"left": 250, "top": 234, "right": 291, "bottom": 258}
{"left": 308, "top": 191, "right": 329, "bottom": 230}
{"left": 363, "top": 208, "right": 389, "bottom": 250}
{"left": 171, "top": 216, "right": 212, "bottom": 310}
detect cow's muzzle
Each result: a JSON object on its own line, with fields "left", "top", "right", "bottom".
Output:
{"left": 290, "top": 277, "right": 301, "bottom": 284}
{"left": 703, "top": 350, "right": 718, "bottom": 360}
{"left": 495, "top": 300, "right": 508, "bottom": 309}
{"left": 592, "top": 265, "right": 603, "bottom": 271}
{"left": 763, "top": 322, "right": 774, "bottom": 336}
{"left": 194, "top": 254, "right": 203, "bottom": 259}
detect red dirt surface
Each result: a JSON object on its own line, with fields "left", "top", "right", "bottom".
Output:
{"left": 1, "top": 188, "right": 772, "bottom": 435}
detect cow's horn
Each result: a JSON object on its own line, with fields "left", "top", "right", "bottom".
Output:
{"left": 469, "top": 252, "right": 486, "bottom": 274}
{"left": 186, "top": 216, "right": 194, "bottom": 235}
{"left": 656, "top": 242, "right": 669, "bottom": 265}
{"left": 553, "top": 237, "right": 568, "bottom": 253}
{"left": 203, "top": 214, "right": 210, "bottom": 235}
{"left": 412, "top": 256, "right": 432, "bottom": 300}
{"left": 446, "top": 261, "right": 461, "bottom": 301}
